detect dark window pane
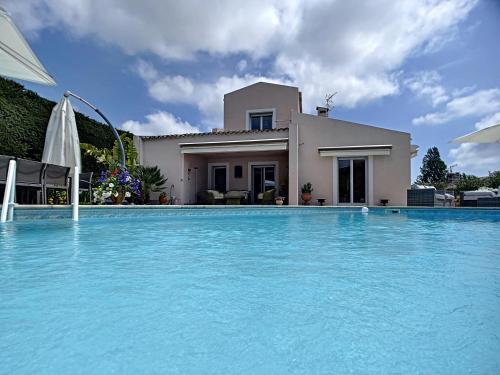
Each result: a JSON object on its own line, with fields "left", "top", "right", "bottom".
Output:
{"left": 253, "top": 167, "right": 263, "bottom": 202}
{"left": 264, "top": 167, "right": 275, "bottom": 190}
{"left": 234, "top": 165, "right": 242, "bottom": 178}
{"left": 353, "top": 159, "right": 366, "bottom": 203}
{"left": 213, "top": 167, "right": 226, "bottom": 192}
{"left": 250, "top": 116, "right": 261, "bottom": 130}
{"left": 338, "top": 160, "right": 350, "bottom": 203}
{"left": 262, "top": 115, "right": 273, "bottom": 130}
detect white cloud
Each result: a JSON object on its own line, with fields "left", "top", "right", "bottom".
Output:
{"left": 404, "top": 71, "right": 449, "bottom": 107}
{"left": 135, "top": 61, "right": 291, "bottom": 128}
{"left": 237, "top": 60, "right": 247, "bottom": 72}
{"left": 474, "top": 111, "right": 500, "bottom": 130}
{"left": 412, "top": 89, "right": 500, "bottom": 125}
{"left": 448, "top": 142, "right": 500, "bottom": 176}
{"left": 5, "top": 0, "right": 478, "bottom": 111}
{"left": 121, "top": 111, "right": 200, "bottom": 136}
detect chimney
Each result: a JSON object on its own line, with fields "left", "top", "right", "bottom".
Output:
{"left": 316, "top": 106, "right": 329, "bottom": 117}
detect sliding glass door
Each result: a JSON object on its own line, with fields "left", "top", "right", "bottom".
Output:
{"left": 252, "top": 165, "right": 276, "bottom": 202}
{"left": 338, "top": 158, "right": 366, "bottom": 204}
{"left": 211, "top": 166, "right": 227, "bottom": 192}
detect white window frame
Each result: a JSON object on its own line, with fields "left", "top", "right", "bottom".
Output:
{"left": 247, "top": 161, "right": 279, "bottom": 192}
{"left": 207, "top": 162, "right": 229, "bottom": 191}
{"left": 335, "top": 157, "right": 369, "bottom": 205}
{"left": 246, "top": 108, "right": 276, "bottom": 131}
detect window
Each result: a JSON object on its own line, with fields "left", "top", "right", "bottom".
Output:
{"left": 249, "top": 112, "right": 273, "bottom": 130}
{"left": 234, "top": 165, "right": 243, "bottom": 178}
{"left": 211, "top": 166, "right": 227, "bottom": 191}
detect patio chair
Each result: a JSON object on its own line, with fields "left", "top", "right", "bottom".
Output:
{"left": 79, "top": 172, "right": 93, "bottom": 203}
{"left": 43, "top": 163, "right": 70, "bottom": 204}
{"left": 258, "top": 189, "right": 276, "bottom": 204}
{"left": 15, "top": 158, "right": 45, "bottom": 204}
{"left": 197, "top": 190, "right": 225, "bottom": 204}
{"left": 224, "top": 190, "right": 249, "bottom": 205}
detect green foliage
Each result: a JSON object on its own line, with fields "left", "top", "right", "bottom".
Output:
{"left": 136, "top": 166, "right": 168, "bottom": 203}
{"left": 301, "top": 182, "right": 313, "bottom": 194}
{"left": 487, "top": 171, "right": 500, "bottom": 188}
{"left": 81, "top": 134, "right": 138, "bottom": 173}
{"left": 455, "top": 174, "right": 483, "bottom": 192}
{"left": 416, "top": 147, "right": 448, "bottom": 184}
{"left": 454, "top": 171, "right": 500, "bottom": 193}
{"left": 0, "top": 77, "right": 131, "bottom": 174}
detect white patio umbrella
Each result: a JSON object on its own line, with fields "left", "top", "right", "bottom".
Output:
{"left": 0, "top": 6, "right": 56, "bottom": 85}
{"left": 451, "top": 123, "right": 500, "bottom": 144}
{"left": 42, "top": 97, "right": 81, "bottom": 220}
{"left": 42, "top": 97, "right": 82, "bottom": 169}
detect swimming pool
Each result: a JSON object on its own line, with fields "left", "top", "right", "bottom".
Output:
{"left": 1, "top": 208, "right": 499, "bottom": 374}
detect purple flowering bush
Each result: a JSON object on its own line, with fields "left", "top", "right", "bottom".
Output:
{"left": 93, "top": 168, "right": 141, "bottom": 204}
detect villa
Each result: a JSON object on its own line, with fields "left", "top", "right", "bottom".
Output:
{"left": 135, "top": 82, "right": 418, "bottom": 206}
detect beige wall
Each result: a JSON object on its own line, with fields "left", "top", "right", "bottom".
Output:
{"left": 135, "top": 129, "right": 289, "bottom": 204}
{"left": 136, "top": 81, "right": 413, "bottom": 206}
{"left": 289, "top": 112, "right": 411, "bottom": 206}
{"left": 224, "top": 82, "right": 300, "bottom": 131}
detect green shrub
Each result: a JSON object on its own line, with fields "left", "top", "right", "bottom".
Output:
{"left": 0, "top": 77, "right": 131, "bottom": 174}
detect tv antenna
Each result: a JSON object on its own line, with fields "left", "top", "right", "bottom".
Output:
{"left": 325, "top": 92, "right": 337, "bottom": 111}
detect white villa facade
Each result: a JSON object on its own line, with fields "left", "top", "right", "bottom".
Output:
{"left": 134, "top": 82, "right": 418, "bottom": 206}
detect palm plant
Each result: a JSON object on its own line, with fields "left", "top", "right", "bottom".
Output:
{"left": 136, "top": 166, "right": 168, "bottom": 204}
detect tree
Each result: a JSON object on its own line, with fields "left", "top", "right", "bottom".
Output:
{"left": 416, "top": 147, "right": 448, "bottom": 185}
{"left": 487, "top": 171, "right": 500, "bottom": 188}
{"left": 455, "top": 174, "right": 482, "bottom": 192}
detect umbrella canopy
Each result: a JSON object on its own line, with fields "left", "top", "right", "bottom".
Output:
{"left": 42, "top": 97, "right": 81, "bottom": 169}
{"left": 451, "top": 123, "right": 500, "bottom": 144}
{"left": 0, "top": 6, "right": 56, "bottom": 85}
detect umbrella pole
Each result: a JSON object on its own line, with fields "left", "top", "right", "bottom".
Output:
{"left": 1, "top": 159, "right": 16, "bottom": 222}
{"left": 72, "top": 166, "right": 79, "bottom": 221}
{"left": 63, "top": 91, "right": 126, "bottom": 169}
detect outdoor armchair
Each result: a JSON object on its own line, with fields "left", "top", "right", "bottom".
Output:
{"left": 258, "top": 189, "right": 276, "bottom": 204}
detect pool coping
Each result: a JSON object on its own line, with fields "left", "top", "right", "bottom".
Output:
{"left": 0, "top": 204, "right": 500, "bottom": 211}
{"left": 2, "top": 204, "right": 498, "bottom": 221}
{"left": 3, "top": 204, "right": 500, "bottom": 211}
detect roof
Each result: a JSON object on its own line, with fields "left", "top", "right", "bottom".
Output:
{"left": 223, "top": 81, "right": 299, "bottom": 97}
{"left": 140, "top": 127, "right": 289, "bottom": 140}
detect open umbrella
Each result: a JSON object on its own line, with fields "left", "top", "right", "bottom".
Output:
{"left": 451, "top": 123, "right": 500, "bottom": 144}
{"left": 0, "top": 6, "right": 56, "bottom": 85}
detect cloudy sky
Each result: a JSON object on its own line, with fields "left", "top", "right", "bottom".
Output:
{"left": 4, "top": 0, "right": 500, "bottom": 180}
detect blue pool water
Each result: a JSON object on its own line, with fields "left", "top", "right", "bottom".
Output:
{"left": 1, "top": 208, "right": 499, "bottom": 374}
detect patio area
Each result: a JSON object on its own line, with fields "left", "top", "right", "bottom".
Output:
{"left": 181, "top": 150, "right": 289, "bottom": 205}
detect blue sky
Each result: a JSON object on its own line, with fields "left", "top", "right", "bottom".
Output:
{"left": 5, "top": 0, "right": 500, "bottom": 180}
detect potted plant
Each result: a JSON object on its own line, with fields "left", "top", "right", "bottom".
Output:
{"left": 159, "top": 192, "right": 169, "bottom": 205}
{"left": 136, "top": 166, "right": 168, "bottom": 204}
{"left": 93, "top": 168, "right": 141, "bottom": 205}
{"left": 301, "top": 182, "right": 313, "bottom": 205}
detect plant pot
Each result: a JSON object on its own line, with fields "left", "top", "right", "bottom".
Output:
{"left": 275, "top": 197, "right": 284, "bottom": 206}
{"left": 301, "top": 192, "right": 312, "bottom": 205}
{"left": 111, "top": 193, "right": 125, "bottom": 205}
{"left": 159, "top": 196, "right": 169, "bottom": 205}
